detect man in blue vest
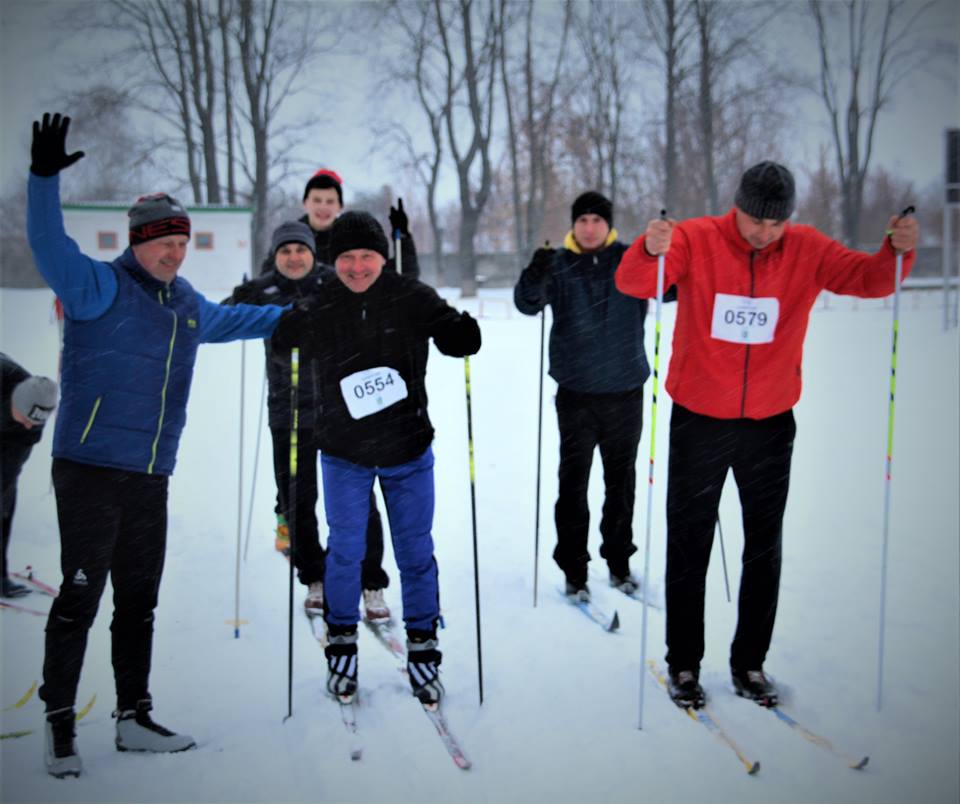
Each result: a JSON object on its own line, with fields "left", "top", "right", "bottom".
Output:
{"left": 27, "top": 113, "right": 286, "bottom": 778}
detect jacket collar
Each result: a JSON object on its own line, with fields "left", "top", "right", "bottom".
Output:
{"left": 563, "top": 227, "right": 619, "bottom": 254}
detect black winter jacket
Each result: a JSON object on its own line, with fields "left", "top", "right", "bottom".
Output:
{"left": 514, "top": 232, "right": 670, "bottom": 394}
{"left": 272, "top": 271, "right": 480, "bottom": 467}
{"left": 223, "top": 268, "right": 335, "bottom": 430}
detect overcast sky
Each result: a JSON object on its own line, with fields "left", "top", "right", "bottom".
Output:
{"left": 1, "top": 0, "right": 958, "bottom": 208}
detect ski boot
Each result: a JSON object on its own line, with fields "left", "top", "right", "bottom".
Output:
{"left": 115, "top": 701, "right": 196, "bottom": 752}
{"left": 732, "top": 668, "right": 779, "bottom": 707}
{"left": 668, "top": 668, "right": 706, "bottom": 709}
{"left": 326, "top": 627, "right": 359, "bottom": 703}
{"left": 407, "top": 630, "right": 444, "bottom": 709}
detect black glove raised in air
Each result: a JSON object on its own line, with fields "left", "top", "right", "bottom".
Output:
{"left": 389, "top": 198, "right": 409, "bottom": 237}
{"left": 31, "top": 113, "right": 85, "bottom": 177}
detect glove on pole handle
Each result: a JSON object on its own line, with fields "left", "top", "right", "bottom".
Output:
{"left": 639, "top": 210, "right": 667, "bottom": 730}
{"left": 533, "top": 240, "right": 550, "bottom": 607}
{"left": 876, "top": 204, "right": 913, "bottom": 711}
{"left": 285, "top": 348, "right": 300, "bottom": 722}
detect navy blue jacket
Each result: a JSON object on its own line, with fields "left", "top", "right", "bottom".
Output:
{"left": 514, "top": 231, "right": 652, "bottom": 394}
{"left": 27, "top": 173, "right": 282, "bottom": 475}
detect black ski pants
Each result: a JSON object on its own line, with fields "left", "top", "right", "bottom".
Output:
{"left": 270, "top": 427, "right": 388, "bottom": 590}
{"left": 1, "top": 438, "right": 35, "bottom": 582}
{"left": 553, "top": 385, "right": 643, "bottom": 585}
{"left": 664, "top": 404, "right": 796, "bottom": 675}
{"left": 40, "top": 458, "right": 168, "bottom": 713}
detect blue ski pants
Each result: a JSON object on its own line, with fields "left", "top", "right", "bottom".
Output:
{"left": 321, "top": 447, "right": 439, "bottom": 632}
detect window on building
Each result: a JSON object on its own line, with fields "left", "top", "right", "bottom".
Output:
{"left": 195, "top": 232, "right": 214, "bottom": 250}
{"left": 98, "top": 231, "right": 118, "bottom": 250}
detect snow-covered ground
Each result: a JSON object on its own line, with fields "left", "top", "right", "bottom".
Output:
{"left": 1, "top": 284, "right": 958, "bottom": 804}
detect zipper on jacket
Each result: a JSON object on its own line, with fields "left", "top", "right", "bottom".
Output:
{"left": 148, "top": 298, "right": 178, "bottom": 474}
{"left": 79, "top": 396, "right": 102, "bottom": 444}
{"left": 740, "top": 252, "right": 756, "bottom": 418}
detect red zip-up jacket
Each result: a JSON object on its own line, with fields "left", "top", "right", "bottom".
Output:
{"left": 615, "top": 208, "right": 915, "bottom": 420}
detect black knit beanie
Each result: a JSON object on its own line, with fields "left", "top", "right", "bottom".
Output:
{"left": 734, "top": 161, "right": 796, "bottom": 221}
{"left": 571, "top": 191, "right": 613, "bottom": 226}
{"left": 329, "top": 211, "right": 389, "bottom": 261}
{"left": 303, "top": 169, "right": 344, "bottom": 204}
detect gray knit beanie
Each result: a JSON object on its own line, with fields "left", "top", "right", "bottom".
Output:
{"left": 271, "top": 221, "right": 316, "bottom": 257}
{"left": 734, "top": 162, "right": 796, "bottom": 221}
{"left": 12, "top": 376, "right": 58, "bottom": 425}
{"left": 128, "top": 193, "right": 191, "bottom": 244}
{"left": 329, "top": 211, "right": 389, "bottom": 261}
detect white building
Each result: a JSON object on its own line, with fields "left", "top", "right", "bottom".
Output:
{"left": 62, "top": 203, "right": 253, "bottom": 295}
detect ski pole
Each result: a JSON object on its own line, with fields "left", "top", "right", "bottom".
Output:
{"left": 285, "top": 347, "right": 300, "bottom": 721}
{"left": 394, "top": 214, "right": 402, "bottom": 275}
{"left": 639, "top": 210, "right": 667, "bottom": 730}
{"left": 876, "top": 204, "right": 914, "bottom": 712}
{"left": 716, "top": 516, "right": 731, "bottom": 603}
{"left": 464, "top": 356, "right": 484, "bottom": 705}
{"left": 234, "top": 317, "right": 247, "bottom": 639}
{"left": 243, "top": 369, "right": 268, "bottom": 561}
{"left": 533, "top": 241, "right": 549, "bottom": 607}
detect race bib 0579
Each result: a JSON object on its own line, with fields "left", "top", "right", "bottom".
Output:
{"left": 339, "top": 366, "right": 408, "bottom": 419}
{"left": 710, "top": 293, "right": 780, "bottom": 344}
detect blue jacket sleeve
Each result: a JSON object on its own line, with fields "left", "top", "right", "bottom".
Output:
{"left": 26, "top": 173, "right": 117, "bottom": 320}
{"left": 197, "top": 295, "right": 286, "bottom": 343}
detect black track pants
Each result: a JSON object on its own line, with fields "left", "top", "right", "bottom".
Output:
{"left": 40, "top": 459, "right": 168, "bottom": 712}
{"left": 664, "top": 404, "right": 796, "bottom": 674}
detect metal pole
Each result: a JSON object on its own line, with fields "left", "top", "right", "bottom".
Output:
{"left": 464, "top": 357, "right": 484, "bottom": 705}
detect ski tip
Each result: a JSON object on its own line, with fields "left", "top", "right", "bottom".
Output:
{"left": 608, "top": 611, "right": 620, "bottom": 632}
{"left": 748, "top": 761, "right": 760, "bottom": 775}
{"left": 455, "top": 756, "right": 473, "bottom": 770}
{"left": 350, "top": 749, "right": 362, "bottom": 762}
{"left": 851, "top": 756, "right": 869, "bottom": 770}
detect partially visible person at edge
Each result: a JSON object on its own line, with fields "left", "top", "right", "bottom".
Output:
{"left": 26, "top": 113, "right": 287, "bottom": 779}
{"left": 615, "top": 160, "right": 918, "bottom": 711}
{"left": 271, "top": 211, "right": 481, "bottom": 708}
{"left": 225, "top": 220, "right": 393, "bottom": 621}
{"left": 1, "top": 353, "right": 58, "bottom": 598}
{"left": 514, "top": 191, "right": 674, "bottom": 603}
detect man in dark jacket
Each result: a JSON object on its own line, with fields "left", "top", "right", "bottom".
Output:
{"left": 272, "top": 211, "right": 481, "bottom": 708}
{"left": 225, "top": 221, "right": 393, "bottom": 619}
{"left": 514, "top": 191, "right": 662, "bottom": 602}
{"left": 27, "top": 113, "right": 285, "bottom": 778}
{"left": 261, "top": 169, "right": 420, "bottom": 279}
{"left": 1, "top": 353, "right": 58, "bottom": 598}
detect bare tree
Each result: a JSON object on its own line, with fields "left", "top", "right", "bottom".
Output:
{"left": 433, "top": 0, "right": 502, "bottom": 295}
{"left": 642, "top": 0, "right": 696, "bottom": 214}
{"left": 809, "top": 0, "right": 935, "bottom": 248}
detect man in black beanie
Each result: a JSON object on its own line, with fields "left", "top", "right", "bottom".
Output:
{"left": 514, "top": 191, "right": 666, "bottom": 603}
{"left": 272, "top": 210, "right": 481, "bottom": 708}
{"left": 617, "top": 160, "right": 918, "bottom": 710}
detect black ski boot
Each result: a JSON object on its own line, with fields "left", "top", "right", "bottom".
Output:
{"left": 407, "top": 629, "right": 444, "bottom": 708}
{"left": 668, "top": 668, "right": 706, "bottom": 709}
{"left": 45, "top": 707, "right": 82, "bottom": 778}
{"left": 732, "top": 668, "right": 778, "bottom": 707}
{"left": 325, "top": 626, "right": 359, "bottom": 703}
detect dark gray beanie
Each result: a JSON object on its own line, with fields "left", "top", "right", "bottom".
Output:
{"left": 329, "top": 211, "right": 389, "bottom": 261}
{"left": 12, "top": 376, "right": 58, "bottom": 425}
{"left": 571, "top": 191, "right": 613, "bottom": 226}
{"left": 128, "top": 193, "right": 191, "bottom": 244}
{"left": 271, "top": 221, "right": 316, "bottom": 257}
{"left": 734, "top": 161, "right": 796, "bottom": 221}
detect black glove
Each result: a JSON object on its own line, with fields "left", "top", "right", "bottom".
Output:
{"left": 272, "top": 298, "right": 312, "bottom": 350}
{"left": 528, "top": 246, "right": 555, "bottom": 274}
{"left": 31, "top": 113, "right": 85, "bottom": 177}
{"left": 389, "top": 198, "right": 409, "bottom": 237}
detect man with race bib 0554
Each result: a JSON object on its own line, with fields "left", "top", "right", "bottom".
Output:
{"left": 615, "top": 161, "right": 918, "bottom": 711}
{"left": 271, "top": 211, "right": 481, "bottom": 708}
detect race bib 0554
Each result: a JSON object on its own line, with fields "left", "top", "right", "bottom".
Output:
{"left": 710, "top": 293, "right": 780, "bottom": 345}
{"left": 339, "top": 366, "right": 408, "bottom": 419}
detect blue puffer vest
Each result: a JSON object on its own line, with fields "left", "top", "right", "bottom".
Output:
{"left": 53, "top": 251, "right": 202, "bottom": 476}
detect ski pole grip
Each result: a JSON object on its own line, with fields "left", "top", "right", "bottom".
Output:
{"left": 660, "top": 209, "right": 667, "bottom": 221}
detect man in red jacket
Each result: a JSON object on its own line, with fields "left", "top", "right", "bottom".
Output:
{"left": 616, "top": 161, "right": 918, "bottom": 709}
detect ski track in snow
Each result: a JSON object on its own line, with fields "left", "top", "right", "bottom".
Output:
{"left": 1, "top": 286, "right": 957, "bottom": 804}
